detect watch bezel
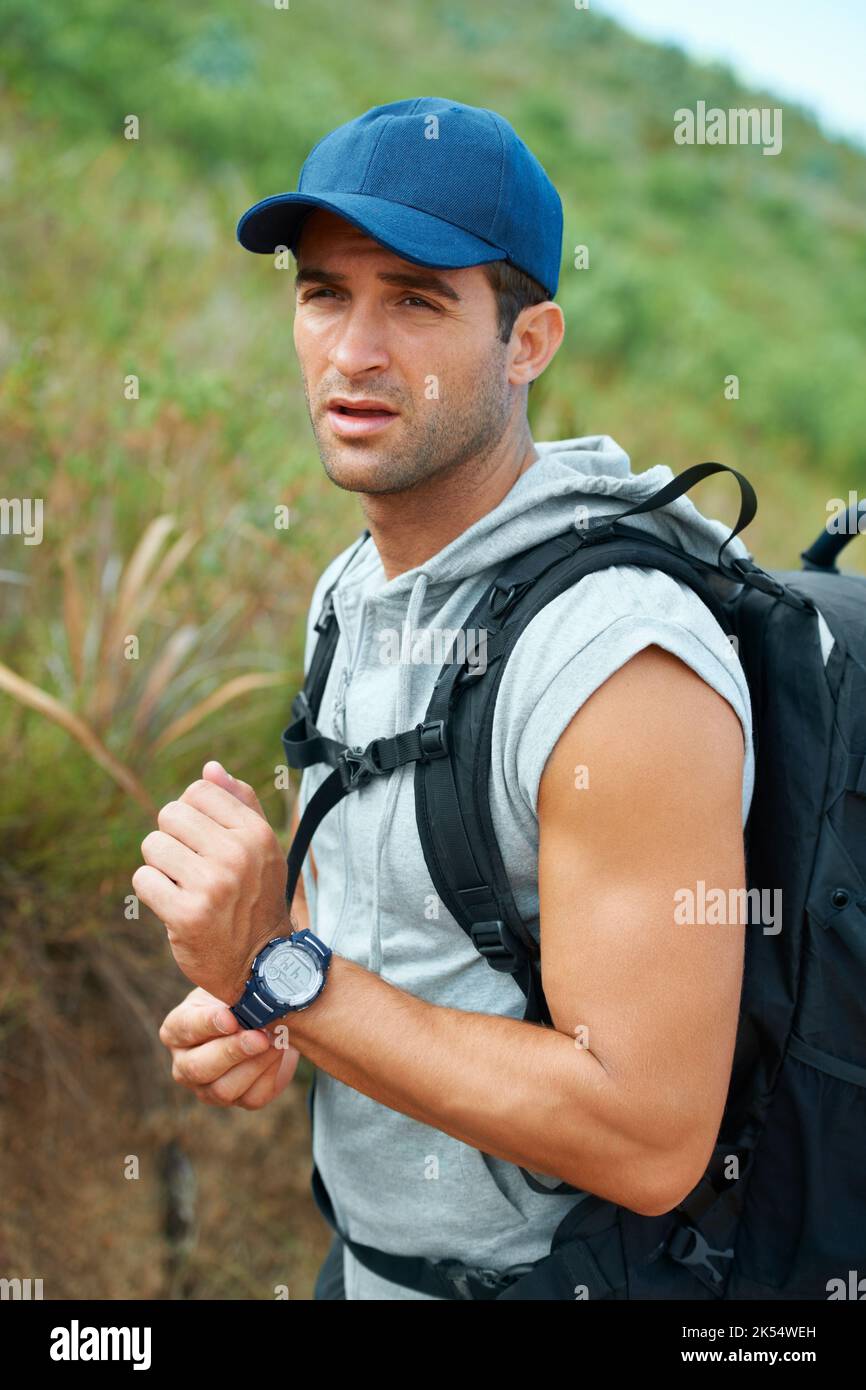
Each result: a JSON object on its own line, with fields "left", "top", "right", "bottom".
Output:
{"left": 253, "top": 935, "right": 325, "bottom": 1013}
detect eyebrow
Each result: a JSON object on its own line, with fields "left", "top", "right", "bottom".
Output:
{"left": 295, "top": 266, "right": 462, "bottom": 303}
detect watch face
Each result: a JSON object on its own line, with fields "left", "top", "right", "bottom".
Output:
{"left": 260, "top": 942, "right": 321, "bottom": 1007}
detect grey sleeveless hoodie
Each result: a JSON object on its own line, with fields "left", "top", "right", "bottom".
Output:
{"left": 295, "top": 434, "right": 756, "bottom": 1299}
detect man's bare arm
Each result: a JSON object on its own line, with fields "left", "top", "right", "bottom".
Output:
{"left": 259, "top": 645, "right": 747, "bottom": 1216}
{"left": 537, "top": 644, "right": 746, "bottom": 1207}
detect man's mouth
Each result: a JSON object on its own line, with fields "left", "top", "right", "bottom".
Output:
{"left": 326, "top": 399, "right": 400, "bottom": 437}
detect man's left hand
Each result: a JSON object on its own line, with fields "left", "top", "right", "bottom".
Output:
{"left": 133, "top": 760, "right": 290, "bottom": 1004}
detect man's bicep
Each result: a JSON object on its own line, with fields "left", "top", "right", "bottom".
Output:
{"left": 537, "top": 644, "right": 747, "bottom": 1168}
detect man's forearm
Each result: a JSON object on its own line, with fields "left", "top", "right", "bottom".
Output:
{"left": 269, "top": 952, "right": 671, "bottom": 1214}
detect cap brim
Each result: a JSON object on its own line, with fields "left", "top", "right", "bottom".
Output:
{"left": 236, "top": 190, "right": 505, "bottom": 271}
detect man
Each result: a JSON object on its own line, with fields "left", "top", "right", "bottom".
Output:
{"left": 137, "top": 98, "right": 754, "bottom": 1300}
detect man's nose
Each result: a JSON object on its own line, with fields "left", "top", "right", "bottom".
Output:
{"left": 327, "top": 303, "right": 390, "bottom": 378}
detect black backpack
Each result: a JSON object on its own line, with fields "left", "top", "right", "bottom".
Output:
{"left": 283, "top": 462, "right": 866, "bottom": 1300}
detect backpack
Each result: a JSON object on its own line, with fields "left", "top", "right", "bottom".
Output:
{"left": 282, "top": 462, "right": 866, "bottom": 1300}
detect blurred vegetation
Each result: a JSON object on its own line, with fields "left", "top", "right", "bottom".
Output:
{"left": 0, "top": 0, "right": 865, "bottom": 1297}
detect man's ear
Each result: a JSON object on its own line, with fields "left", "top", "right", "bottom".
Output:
{"left": 508, "top": 301, "right": 565, "bottom": 389}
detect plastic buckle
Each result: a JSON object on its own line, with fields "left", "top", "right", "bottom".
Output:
{"left": 727, "top": 556, "right": 786, "bottom": 599}
{"left": 434, "top": 1258, "right": 536, "bottom": 1301}
{"left": 666, "top": 1222, "right": 733, "bottom": 1287}
{"left": 416, "top": 719, "right": 448, "bottom": 761}
{"left": 337, "top": 740, "right": 383, "bottom": 791}
{"left": 488, "top": 577, "right": 532, "bottom": 620}
{"left": 469, "top": 919, "right": 527, "bottom": 974}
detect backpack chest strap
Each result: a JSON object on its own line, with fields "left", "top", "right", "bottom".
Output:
{"left": 283, "top": 713, "right": 449, "bottom": 911}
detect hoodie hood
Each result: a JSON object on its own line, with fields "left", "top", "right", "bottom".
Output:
{"left": 340, "top": 434, "right": 753, "bottom": 602}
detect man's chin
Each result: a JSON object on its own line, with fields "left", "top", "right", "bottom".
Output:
{"left": 319, "top": 447, "right": 392, "bottom": 493}
{"left": 320, "top": 445, "right": 432, "bottom": 497}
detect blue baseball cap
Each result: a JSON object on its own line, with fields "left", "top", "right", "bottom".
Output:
{"left": 236, "top": 97, "right": 563, "bottom": 298}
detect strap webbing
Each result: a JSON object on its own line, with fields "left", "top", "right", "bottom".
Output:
{"left": 612, "top": 461, "right": 757, "bottom": 573}
{"left": 284, "top": 720, "right": 449, "bottom": 913}
{"left": 285, "top": 767, "right": 346, "bottom": 912}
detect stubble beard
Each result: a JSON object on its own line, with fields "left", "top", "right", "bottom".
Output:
{"left": 302, "top": 345, "right": 513, "bottom": 496}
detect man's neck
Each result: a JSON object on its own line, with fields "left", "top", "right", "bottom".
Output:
{"left": 361, "top": 429, "right": 539, "bottom": 582}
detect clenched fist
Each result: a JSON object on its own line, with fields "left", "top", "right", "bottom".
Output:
{"left": 133, "top": 760, "right": 291, "bottom": 1004}
{"left": 159, "top": 985, "right": 300, "bottom": 1108}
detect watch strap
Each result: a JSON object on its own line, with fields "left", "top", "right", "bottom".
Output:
{"left": 230, "top": 990, "right": 281, "bottom": 1031}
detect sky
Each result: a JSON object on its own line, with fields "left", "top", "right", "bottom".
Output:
{"left": 596, "top": 0, "right": 866, "bottom": 148}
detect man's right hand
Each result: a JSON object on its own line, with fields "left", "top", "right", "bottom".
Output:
{"left": 159, "top": 986, "right": 301, "bottom": 1109}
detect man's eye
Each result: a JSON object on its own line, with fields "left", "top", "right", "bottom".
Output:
{"left": 300, "top": 289, "right": 438, "bottom": 310}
